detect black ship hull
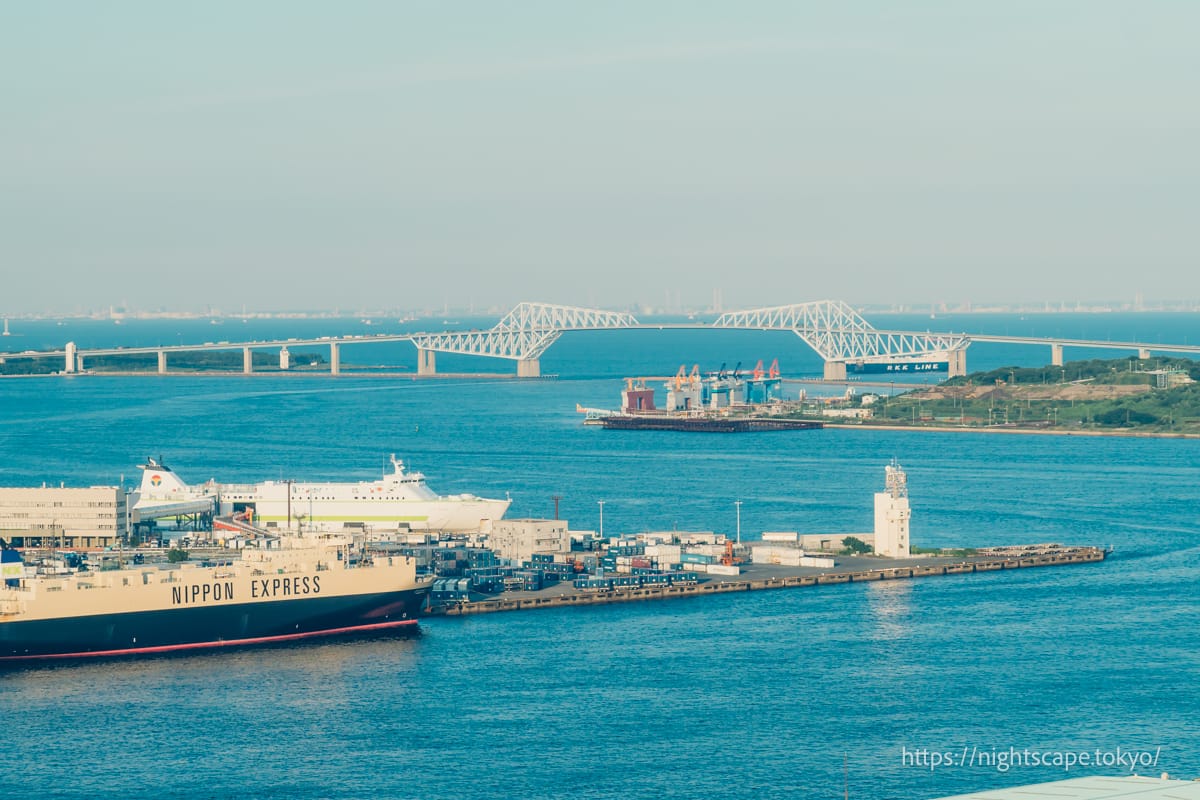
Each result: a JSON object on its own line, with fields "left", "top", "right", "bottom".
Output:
{"left": 0, "top": 586, "right": 428, "bottom": 662}
{"left": 598, "top": 415, "right": 823, "bottom": 432}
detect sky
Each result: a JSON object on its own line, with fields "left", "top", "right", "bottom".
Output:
{"left": 2, "top": 1, "right": 1198, "bottom": 314}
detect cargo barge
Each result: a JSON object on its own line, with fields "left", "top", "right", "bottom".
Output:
{"left": 580, "top": 360, "right": 820, "bottom": 431}
{"left": 594, "top": 415, "right": 823, "bottom": 432}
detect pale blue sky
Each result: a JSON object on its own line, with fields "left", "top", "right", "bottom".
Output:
{"left": 3, "top": 1, "right": 1197, "bottom": 313}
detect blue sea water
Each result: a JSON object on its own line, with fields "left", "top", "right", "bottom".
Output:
{"left": 2, "top": 314, "right": 1199, "bottom": 800}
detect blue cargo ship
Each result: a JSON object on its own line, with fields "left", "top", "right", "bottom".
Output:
{"left": 848, "top": 359, "right": 949, "bottom": 374}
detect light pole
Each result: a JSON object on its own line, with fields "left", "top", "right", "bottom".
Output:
{"left": 735, "top": 500, "right": 742, "bottom": 544}
{"left": 285, "top": 479, "right": 294, "bottom": 531}
{"left": 597, "top": 500, "right": 605, "bottom": 540}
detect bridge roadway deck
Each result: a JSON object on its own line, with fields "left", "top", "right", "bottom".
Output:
{"left": 6, "top": 325, "right": 1200, "bottom": 366}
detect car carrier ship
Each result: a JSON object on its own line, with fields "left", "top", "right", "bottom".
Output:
{"left": 0, "top": 535, "right": 431, "bottom": 662}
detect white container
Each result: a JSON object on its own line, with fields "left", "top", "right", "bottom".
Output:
{"left": 751, "top": 545, "right": 801, "bottom": 565}
{"left": 646, "top": 545, "right": 681, "bottom": 561}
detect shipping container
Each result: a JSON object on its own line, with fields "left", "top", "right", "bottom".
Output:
{"left": 574, "top": 578, "right": 613, "bottom": 591}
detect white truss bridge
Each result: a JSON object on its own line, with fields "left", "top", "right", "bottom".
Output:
{"left": 713, "top": 300, "right": 970, "bottom": 378}
{"left": 410, "top": 299, "right": 968, "bottom": 378}
{"left": 410, "top": 302, "right": 639, "bottom": 377}
{"left": 19, "top": 299, "right": 1195, "bottom": 378}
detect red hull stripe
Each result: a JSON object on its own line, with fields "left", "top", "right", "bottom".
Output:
{"left": 1, "top": 618, "right": 419, "bottom": 662}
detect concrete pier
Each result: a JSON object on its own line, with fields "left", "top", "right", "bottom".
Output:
{"left": 947, "top": 349, "right": 967, "bottom": 377}
{"left": 157, "top": 350, "right": 167, "bottom": 374}
{"left": 417, "top": 349, "right": 436, "bottom": 376}
{"left": 517, "top": 358, "right": 540, "bottom": 378}
{"left": 242, "top": 347, "right": 253, "bottom": 374}
{"left": 279, "top": 347, "right": 289, "bottom": 371}
{"left": 329, "top": 342, "right": 340, "bottom": 375}
{"left": 1051, "top": 343, "right": 1064, "bottom": 366}
{"left": 432, "top": 546, "right": 1107, "bottom": 617}
{"left": 823, "top": 360, "right": 847, "bottom": 381}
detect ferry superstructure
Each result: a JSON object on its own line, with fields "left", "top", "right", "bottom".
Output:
{"left": 0, "top": 535, "right": 430, "bottom": 662}
{"left": 136, "top": 457, "right": 510, "bottom": 534}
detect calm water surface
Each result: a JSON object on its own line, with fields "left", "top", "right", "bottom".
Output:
{"left": 2, "top": 317, "right": 1198, "bottom": 799}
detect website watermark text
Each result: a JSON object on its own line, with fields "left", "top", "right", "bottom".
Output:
{"left": 901, "top": 745, "right": 1161, "bottom": 773}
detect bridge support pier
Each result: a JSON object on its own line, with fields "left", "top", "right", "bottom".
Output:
{"left": 417, "top": 349, "right": 436, "bottom": 375}
{"left": 517, "top": 358, "right": 541, "bottom": 378}
{"left": 330, "top": 342, "right": 340, "bottom": 375}
{"left": 65, "top": 342, "right": 77, "bottom": 374}
{"left": 242, "top": 347, "right": 253, "bottom": 374}
{"left": 823, "top": 360, "right": 847, "bottom": 381}
{"left": 947, "top": 349, "right": 967, "bottom": 377}
{"left": 1138, "top": 348, "right": 1151, "bottom": 359}
{"left": 1051, "top": 344, "right": 1064, "bottom": 367}
{"left": 157, "top": 350, "right": 167, "bottom": 374}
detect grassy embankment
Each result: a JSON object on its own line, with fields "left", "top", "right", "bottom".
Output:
{"left": 843, "top": 358, "right": 1200, "bottom": 435}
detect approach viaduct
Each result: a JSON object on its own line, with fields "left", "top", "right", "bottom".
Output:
{"left": 6, "top": 301, "right": 1200, "bottom": 380}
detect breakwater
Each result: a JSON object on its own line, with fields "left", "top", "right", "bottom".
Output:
{"left": 432, "top": 546, "right": 1107, "bottom": 616}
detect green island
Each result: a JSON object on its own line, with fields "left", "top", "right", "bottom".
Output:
{"left": 823, "top": 357, "right": 1200, "bottom": 435}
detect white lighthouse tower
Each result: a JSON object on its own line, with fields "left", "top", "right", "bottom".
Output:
{"left": 873, "top": 460, "right": 911, "bottom": 558}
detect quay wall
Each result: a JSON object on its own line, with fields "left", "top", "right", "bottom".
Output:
{"left": 432, "top": 547, "right": 1107, "bottom": 617}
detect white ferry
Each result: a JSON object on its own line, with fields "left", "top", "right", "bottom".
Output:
{"left": 136, "top": 457, "right": 509, "bottom": 534}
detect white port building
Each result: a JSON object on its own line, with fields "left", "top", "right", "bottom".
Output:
{"left": 0, "top": 486, "right": 130, "bottom": 549}
{"left": 488, "top": 519, "right": 571, "bottom": 563}
{"left": 932, "top": 775, "right": 1200, "bottom": 800}
{"left": 873, "top": 461, "right": 912, "bottom": 558}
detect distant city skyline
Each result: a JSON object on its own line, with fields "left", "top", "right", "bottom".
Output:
{"left": 3, "top": 2, "right": 1197, "bottom": 314}
{"left": 4, "top": 295, "right": 1196, "bottom": 322}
